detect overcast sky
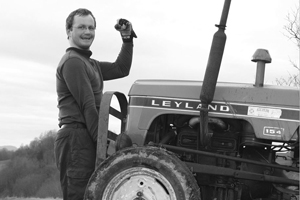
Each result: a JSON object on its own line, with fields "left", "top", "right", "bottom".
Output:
{"left": 0, "top": 0, "right": 299, "bottom": 148}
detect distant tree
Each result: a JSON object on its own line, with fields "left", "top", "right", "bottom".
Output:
{"left": 283, "top": 2, "right": 300, "bottom": 49}
{"left": 0, "top": 149, "right": 13, "bottom": 161}
{"left": 276, "top": 2, "right": 300, "bottom": 87}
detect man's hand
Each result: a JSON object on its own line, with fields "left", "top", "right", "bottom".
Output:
{"left": 115, "top": 18, "right": 137, "bottom": 43}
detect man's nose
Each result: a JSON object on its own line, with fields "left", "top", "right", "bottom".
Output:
{"left": 84, "top": 28, "right": 91, "bottom": 33}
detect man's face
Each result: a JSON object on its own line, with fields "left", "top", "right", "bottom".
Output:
{"left": 67, "top": 14, "right": 95, "bottom": 50}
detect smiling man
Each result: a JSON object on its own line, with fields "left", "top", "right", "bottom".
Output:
{"left": 54, "top": 8, "right": 136, "bottom": 200}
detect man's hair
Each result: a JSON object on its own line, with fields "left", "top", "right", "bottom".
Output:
{"left": 66, "top": 8, "right": 96, "bottom": 31}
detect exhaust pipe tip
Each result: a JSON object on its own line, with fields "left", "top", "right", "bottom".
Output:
{"left": 251, "top": 49, "right": 272, "bottom": 87}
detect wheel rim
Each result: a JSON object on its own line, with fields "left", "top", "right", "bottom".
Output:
{"left": 103, "top": 167, "right": 177, "bottom": 200}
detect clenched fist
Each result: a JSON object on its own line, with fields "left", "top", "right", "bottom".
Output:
{"left": 115, "top": 18, "right": 137, "bottom": 43}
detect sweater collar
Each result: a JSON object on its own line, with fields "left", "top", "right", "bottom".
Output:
{"left": 66, "top": 47, "right": 93, "bottom": 58}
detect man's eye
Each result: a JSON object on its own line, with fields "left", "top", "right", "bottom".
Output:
{"left": 78, "top": 26, "right": 85, "bottom": 30}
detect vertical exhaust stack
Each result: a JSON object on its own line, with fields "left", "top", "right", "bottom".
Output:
{"left": 199, "top": 0, "right": 232, "bottom": 147}
{"left": 251, "top": 49, "right": 272, "bottom": 87}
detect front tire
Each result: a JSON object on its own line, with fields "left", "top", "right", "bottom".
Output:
{"left": 84, "top": 146, "right": 200, "bottom": 200}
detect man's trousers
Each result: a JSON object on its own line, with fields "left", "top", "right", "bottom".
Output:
{"left": 54, "top": 125, "right": 96, "bottom": 200}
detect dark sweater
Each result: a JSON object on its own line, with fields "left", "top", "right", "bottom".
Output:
{"left": 56, "top": 43, "right": 133, "bottom": 142}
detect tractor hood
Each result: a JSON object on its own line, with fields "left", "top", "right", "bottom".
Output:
{"left": 128, "top": 79, "right": 299, "bottom": 109}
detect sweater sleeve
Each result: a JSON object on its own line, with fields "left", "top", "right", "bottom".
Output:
{"left": 62, "top": 58, "right": 98, "bottom": 142}
{"left": 97, "top": 43, "right": 133, "bottom": 80}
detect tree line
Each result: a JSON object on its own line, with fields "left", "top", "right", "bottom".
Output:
{"left": 0, "top": 130, "right": 62, "bottom": 198}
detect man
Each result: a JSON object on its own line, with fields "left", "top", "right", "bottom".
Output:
{"left": 54, "top": 8, "right": 136, "bottom": 200}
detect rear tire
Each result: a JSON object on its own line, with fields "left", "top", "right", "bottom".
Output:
{"left": 84, "top": 146, "right": 200, "bottom": 200}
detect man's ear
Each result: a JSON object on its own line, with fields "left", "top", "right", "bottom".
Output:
{"left": 66, "top": 29, "right": 71, "bottom": 39}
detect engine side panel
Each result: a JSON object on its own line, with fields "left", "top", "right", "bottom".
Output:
{"left": 127, "top": 95, "right": 299, "bottom": 144}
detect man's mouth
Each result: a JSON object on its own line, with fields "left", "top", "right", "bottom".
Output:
{"left": 81, "top": 37, "right": 92, "bottom": 41}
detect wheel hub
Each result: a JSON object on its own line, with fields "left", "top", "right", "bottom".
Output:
{"left": 103, "top": 167, "right": 177, "bottom": 200}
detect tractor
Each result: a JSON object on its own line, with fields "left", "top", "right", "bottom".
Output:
{"left": 84, "top": 0, "right": 299, "bottom": 199}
